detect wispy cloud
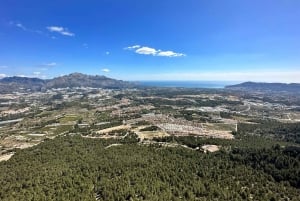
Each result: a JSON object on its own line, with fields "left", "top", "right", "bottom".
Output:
{"left": 46, "top": 26, "right": 75, "bottom": 36}
{"left": 125, "top": 45, "right": 141, "bottom": 50}
{"left": 15, "top": 23, "right": 26, "bottom": 31}
{"left": 10, "top": 21, "right": 42, "bottom": 34}
{"left": 83, "top": 43, "right": 88, "bottom": 48}
{"left": 10, "top": 21, "right": 27, "bottom": 31}
{"left": 157, "top": 51, "right": 185, "bottom": 57}
{"left": 101, "top": 68, "right": 110, "bottom": 73}
{"left": 125, "top": 45, "right": 186, "bottom": 57}
{"left": 0, "top": 66, "right": 8, "bottom": 69}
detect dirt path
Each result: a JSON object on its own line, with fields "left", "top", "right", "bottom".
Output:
{"left": 105, "top": 144, "right": 122, "bottom": 149}
{"left": 0, "top": 153, "right": 14, "bottom": 162}
{"left": 201, "top": 145, "right": 220, "bottom": 153}
{"left": 96, "top": 125, "right": 130, "bottom": 134}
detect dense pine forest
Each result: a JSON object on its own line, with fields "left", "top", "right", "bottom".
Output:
{"left": 238, "top": 121, "right": 300, "bottom": 143}
{"left": 0, "top": 134, "right": 299, "bottom": 201}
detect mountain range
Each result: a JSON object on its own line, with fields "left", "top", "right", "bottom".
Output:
{"left": 226, "top": 81, "right": 300, "bottom": 92}
{"left": 0, "top": 73, "right": 136, "bottom": 93}
{"left": 1, "top": 74, "right": 300, "bottom": 93}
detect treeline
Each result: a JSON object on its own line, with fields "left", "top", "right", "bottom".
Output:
{"left": 140, "top": 125, "right": 161, "bottom": 131}
{"left": 175, "top": 110, "right": 219, "bottom": 123}
{"left": 133, "top": 88, "right": 224, "bottom": 98}
{"left": 135, "top": 98, "right": 242, "bottom": 108}
{"left": 0, "top": 135, "right": 299, "bottom": 200}
{"left": 238, "top": 121, "right": 300, "bottom": 143}
{"left": 230, "top": 145, "right": 300, "bottom": 188}
{"left": 153, "top": 135, "right": 300, "bottom": 188}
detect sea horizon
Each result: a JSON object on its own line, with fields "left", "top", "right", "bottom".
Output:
{"left": 136, "top": 80, "right": 241, "bottom": 88}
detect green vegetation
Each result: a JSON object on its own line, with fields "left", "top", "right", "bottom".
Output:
{"left": 59, "top": 115, "right": 81, "bottom": 123}
{"left": 140, "top": 125, "right": 161, "bottom": 131}
{"left": 238, "top": 121, "right": 300, "bottom": 143}
{"left": 175, "top": 110, "right": 214, "bottom": 122}
{"left": 106, "top": 129, "right": 133, "bottom": 136}
{"left": 94, "top": 111, "right": 111, "bottom": 122}
{"left": 134, "top": 97, "right": 242, "bottom": 108}
{"left": 1, "top": 85, "right": 300, "bottom": 200}
{"left": 133, "top": 121, "right": 151, "bottom": 126}
{"left": 0, "top": 135, "right": 299, "bottom": 201}
{"left": 153, "top": 134, "right": 293, "bottom": 149}
{"left": 54, "top": 125, "right": 74, "bottom": 135}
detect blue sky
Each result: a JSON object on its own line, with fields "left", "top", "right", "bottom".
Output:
{"left": 0, "top": 0, "right": 299, "bottom": 82}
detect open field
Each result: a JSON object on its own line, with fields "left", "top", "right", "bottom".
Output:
{"left": 136, "top": 130, "right": 170, "bottom": 140}
{"left": 96, "top": 125, "right": 131, "bottom": 134}
{"left": 204, "top": 123, "right": 236, "bottom": 131}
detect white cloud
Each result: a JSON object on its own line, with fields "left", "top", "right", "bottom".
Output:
{"left": 9, "top": 21, "right": 27, "bottom": 31}
{"left": 0, "top": 74, "right": 7, "bottom": 78}
{"left": 47, "top": 26, "right": 63, "bottom": 32}
{"left": 47, "top": 26, "right": 75, "bottom": 36}
{"left": 157, "top": 51, "right": 186, "bottom": 57}
{"left": 101, "top": 68, "right": 110, "bottom": 73}
{"left": 136, "top": 47, "right": 158, "bottom": 55}
{"left": 15, "top": 23, "right": 26, "bottom": 31}
{"left": 125, "top": 45, "right": 185, "bottom": 57}
{"left": 10, "top": 21, "right": 43, "bottom": 34}
{"left": 61, "top": 32, "right": 74, "bottom": 36}
{"left": 125, "top": 45, "right": 141, "bottom": 50}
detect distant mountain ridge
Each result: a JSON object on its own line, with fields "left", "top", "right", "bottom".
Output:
{"left": 226, "top": 82, "right": 300, "bottom": 92}
{"left": 0, "top": 73, "right": 136, "bottom": 93}
{"left": 2, "top": 76, "right": 299, "bottom": 93}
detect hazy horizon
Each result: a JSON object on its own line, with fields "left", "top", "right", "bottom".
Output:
{"left": 1, "top": 72, "right": 300, "bottom": 84}
{"left": 1, "top": 0, "right": 299, "bottom": 82}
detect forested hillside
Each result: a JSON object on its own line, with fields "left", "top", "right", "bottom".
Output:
{"left": 0, "top": 135, "right": 299, "bottom": 201}
{"left": 238, "top": 121, "right": 300, "bottom": 143}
